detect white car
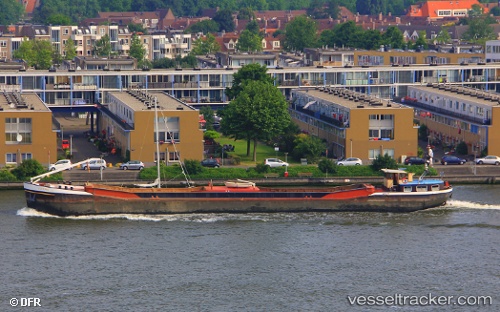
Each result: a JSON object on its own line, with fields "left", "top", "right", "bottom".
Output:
{"left": 82, "top": 159, "right": 107, "bottom": 170}
{"left": 476, "top": 155, "right": 500, "bottom": 165}
{"left": 336, "top": 157, "right": 363, "bottom": 166}
{"left": 49, "top": 159, "right": 72, "bottom": 171}
{"left": 265, "top": 158, "right": 289, "bottom": 167}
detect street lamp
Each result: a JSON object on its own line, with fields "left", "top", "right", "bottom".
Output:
{"left": 350, "top": 139, "right": 353, "bottom": 157}
{"left": 61, "top": 126, "right": 64, "bottom": 141}
{"left": 70, "top": 135, "right": 73, "bottom": 158}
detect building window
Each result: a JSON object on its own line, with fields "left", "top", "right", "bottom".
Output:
{"left": 369, "top": 129, "right": 379, "bottom": 138}
{"left": 5, "top": 118, "right": 32, "bottom": 144}
{"left": 22, "top": 153, "right": 32, "bottom": 160}
{"left": 168, "top": 151, "right": 180, "bottom": 161}
{"left": 368, "top": 149, "right": 380, "bottom": 159}
{"left": 6, "top": 153, "right": 17, "bottom": 163}
{"left": 0, "top": 41, "right": 6, "bottom": 47}
{"left": 155, "top": 117, "right": 180, "bottom": 143}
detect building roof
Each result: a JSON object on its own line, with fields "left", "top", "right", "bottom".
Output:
{"left": 407, "top": 0, "right": 488, "bottom": 19}
{"left": 0, "top": 92, "right": 50, "bottom": 112}
{"left": 409, "top": 84, "right": 500, "bottom": 107}
{"left": 295, "top": 88, "right": 405, "bottom": 110}
{"left": 109, "top": 91, "right": 197, "bottom": 112}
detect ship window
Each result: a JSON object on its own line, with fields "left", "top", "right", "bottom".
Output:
{"left": 431, "top": 185, "right": 440, "bottom": 191}
{"left": 403, "top": 186, "right": 412, "bottom": 193}
{"left": 416, "top": 186, "right": 427, "bottom": 192}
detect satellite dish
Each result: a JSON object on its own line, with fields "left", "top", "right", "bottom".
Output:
{"left": 16, "top": 134, "right": 22, "bottom": 142}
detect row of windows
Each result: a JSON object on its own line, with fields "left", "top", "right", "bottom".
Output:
{"left": 5, "top": 118, "right": 32, "bottom": 144}
{"left": 368, "top": 129, "right": 394, "bottom": 139}
{"left": 369, "top": 114, "right": 393, "bottom": 120}
{"left": 6, "top": 153, "right": 32, "bottom": 163}
{"left": 368, "top": 148, "right": 394, "bottom": 160}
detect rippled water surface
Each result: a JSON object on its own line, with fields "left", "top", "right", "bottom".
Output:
{"left": 1, "top": 186, "right": 499, "bottom": 311}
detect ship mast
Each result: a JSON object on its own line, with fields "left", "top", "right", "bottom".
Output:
{"left": 154, "top": 96, "right": 161, "bottom": 188}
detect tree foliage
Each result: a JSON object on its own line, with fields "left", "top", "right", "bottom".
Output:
{"left": 236, "top": 29, "right": 263, "bottom": 52}
{"left": 64, "top": 38, "right": 77, "bottom": 60}
{"left": 284, "top": 15, "right": 318, "bottom": 52}
{"left": 94, "top": 34, "right": 112, "bottom": 57}
{"left": 11, "top": 159, "right": 45, "bottom": 181}
{"left": 213, "top": 9, "right": 235, "bottom": 32}
{"left": 129, "top": 34, "right": 147, "bottom": 65}
{"left": 225, "top": 63, "right": 274, "bottom": 100}
{"left": 13, "top": 40, "right": 54, "bottom": 69}
{"left": 0, "top": 0, "right": 24, "bottom": 25}
{"left": 221, "top": 80, "right": 290, "bottom": 161}
{"left": 371, "top": 154, "right": 397, "bottom": 171}
{"left": 191, "top": 34, "right": 220, "bottom": 55}
{"left": 318, "top": 158, "right": 338, "bottom": 174}
{"left": 185, "top": 20, "right": 219, "bottom": 34}
{"left": 292, "top": 134, "right": 326, "bottom": 163}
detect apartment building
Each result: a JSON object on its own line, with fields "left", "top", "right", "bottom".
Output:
{"left": 290, "top": 87, "right": 417, "bottom": 162}
{"left": 406, "top": 84, "right": 500, "bottom": 156}
{"left": 101, "top": 90, "right": 203, "bottom": 163}
{"left": 0, "top": 92, "right": 56, "bottom": 167}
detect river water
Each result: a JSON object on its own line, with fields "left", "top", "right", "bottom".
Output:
{"left": 1, "top": 186, "right": 498, "bottom": 311}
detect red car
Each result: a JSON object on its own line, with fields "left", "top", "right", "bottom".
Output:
{"left": 61, "top": 139, "right": 70, "bottom": 149}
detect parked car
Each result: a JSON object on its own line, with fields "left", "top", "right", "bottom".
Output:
{"left": 404, "top": 156, "right": 427, "bottom": 166}
{"left": 61, "top": 139, "right": 70, "bottom": 149}
{"left": 201, "top": 158, "right": 220, "bottom": 168}
{"left": 265, "top": 158, "right": 289, "bottom": 167}
{"left": 49, "top": 159, "right": 72, "bottom": 171}
{"left": 120, "top": 160, "right": 145, "bottom": 170}
{"left": 441, "top": 155, "right": 467, "bottom": 165}
{"left": 336, "top": 157, "right": 363, "bottom": 166}
{"left": 81, "top": 159, "right": 107, "bottom": 170}
{"left": 475, "top": 155, "right": 500, "bottom": 165}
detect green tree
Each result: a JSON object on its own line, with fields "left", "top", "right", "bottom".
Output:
{"left": 13, "top": 39, "right": 35, "bottom": 66}
{"left": 331, "top": 21, "right": 364, "bottom": 48}
{"left": 46, "top": 13, "right": 72, "bottom": 25}
{"left": 213, "top": 9, "right": 235, "bottom": 32}
{"left": 185, "top": 20, "right": 219, "bottom": 34}
{"left": 236, "top": 30, "right": 263, "bottom": 52}
{"left": 381, "top": 26, "right": 404, "bottom": 49}
{"left": 0, "top": 0, "right": 24, "bottom": 25}
{"left": 225, "top": 63, "right": 274, "bottom": 100}
{"left": 371, "top": 154, "right": 397, "bottom": 171}
{"left": 64, "top": 38, "right": 77, "bottom": 60}
{"left": 129, "top": 34, "right": 147, "bottom": 66}
{"left": 94, "top": 34, "right": 112, "bottom": 57}
{"left": 462, "top": 17, "right": 495, "bottom": 44}
{"left": 221, "top": 80, "right": 290, "bottom": 161}
{"left": 14, "top": 40, "right": 54, "bottom": 69}
{"left": 318, "top": 158, "right": 338, "bottom": 174}
{"left": 245, "top": 20, "right": 260, "bottom": 35}
{"left": 191, "top": 34, "right": 220, "bottom": 55}
{"left": 360, "top": 29, "right": 382, "bottom": 50}
{"left": 292, "top": 134, "right": 326, "bottom": 164}
{"left": 434, "top": 27, "right": 451, "bottom": 44}
{"left": 11, "top": 159, "right": 45, "bottom": 181}
{"left": 128, "top": 23, "right": 148, "bottom": 34}
{"left": 284, "top": 15, "right": 318, "bottom": 52}
{"left": 238, "top": 7, "right": 255, "bottom": 20}
{"left": 412, "top": 30, "right": 428, "bottom": 50}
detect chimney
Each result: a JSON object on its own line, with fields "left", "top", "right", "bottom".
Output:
{"left": 265, "top": 19, "right": 267, "bottom": 27}
{"left": 396, "top": 17, "right": 401, "bottom": 24}
{"left": 277, "top": 20, "right": 281, "bottom": 28}
{"left": 355, "top": 15, "right": 359, "bottom": 23}
{"left": 235, "top": 18, "right": 238, "bottom": 27}
{"left": 379, "top": 13, "right": 382, "bottom": 21}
